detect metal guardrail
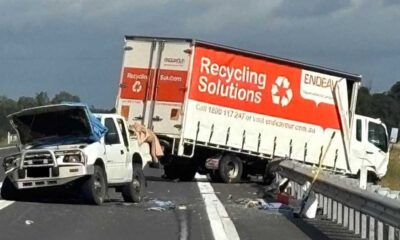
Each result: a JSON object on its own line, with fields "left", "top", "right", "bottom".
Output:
{"left": 278, "top": 160, "right": 400, "bottom": 240}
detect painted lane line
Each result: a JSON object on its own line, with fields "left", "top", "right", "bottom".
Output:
{"left": 0, "top": 182, "right": 16, "bottom": 210}
{"left": 195, "top": 174, "right": 240, "bottom": 240}
{"left": 0, "top": 146, "right": 16, "bottom": 151}
{"left": 0, "top": 200, "right": 14, "bottom": 210}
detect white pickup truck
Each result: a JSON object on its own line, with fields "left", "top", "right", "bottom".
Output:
{"left": 1, "top": 104, "right": 152, "bottom": 205}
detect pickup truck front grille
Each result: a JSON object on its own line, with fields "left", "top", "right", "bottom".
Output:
{"left": 23, "top": 152, "right": 55, "bottom": 167}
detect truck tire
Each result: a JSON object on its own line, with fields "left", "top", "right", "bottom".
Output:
{"left": 1, "top": 177, "right": 19, "bottom": 200}
{"left": 82, "top": 165, "right": 107, "bottom": 205}
{"left": 219, "top": 154, "right": 243, "bottom": 183}
{"left": 122, "top": 164, "right": 145, "bottom": 203}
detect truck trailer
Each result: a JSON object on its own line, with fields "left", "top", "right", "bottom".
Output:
{"left": 115, "top": 36, "right": 389, "bottom": 183}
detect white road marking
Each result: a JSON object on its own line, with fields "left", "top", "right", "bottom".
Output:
{"left": 0, "top": 182, "right": 15, "bottom": 210}
{"left": 0, "top": 146, "right": 16, "bottom": 151}
{"left": 0, "top": 200, "right": 14, "bottom": 210}
{"left": 195, "top": 173, "right": 240, "bottom": 240}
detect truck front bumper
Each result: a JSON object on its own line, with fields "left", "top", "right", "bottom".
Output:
{"left": 8, "top": 165, "right": 94, "bottom": 189}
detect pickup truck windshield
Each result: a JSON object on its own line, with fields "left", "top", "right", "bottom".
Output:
{"left": 13, "top": 107, "right": 91, "bottom": 144}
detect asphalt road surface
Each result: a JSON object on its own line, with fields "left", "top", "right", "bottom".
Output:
{"left": 0, "top": 147, "right": 362, "bottom": 240}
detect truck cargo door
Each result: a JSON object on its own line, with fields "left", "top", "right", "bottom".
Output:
{"left": 148, "top": 41, "right": 191, "bottom": 135}
{"left": 116, "top": 39, "right": 158, "bottom": 126}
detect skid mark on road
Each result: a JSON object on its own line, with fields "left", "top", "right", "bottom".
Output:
{"left": 195, "top": 174, "right": 240, "bottom": 240}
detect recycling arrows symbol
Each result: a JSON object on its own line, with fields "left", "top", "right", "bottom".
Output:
{"left": 271, "top": 76, "right": 293, "bottom": 107}
{"left": 132, "top": 81, "right": 142, "bottom": 93}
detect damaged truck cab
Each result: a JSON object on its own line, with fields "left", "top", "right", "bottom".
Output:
{"left": 1, "top": 104, "right": 152, "bottom": 205}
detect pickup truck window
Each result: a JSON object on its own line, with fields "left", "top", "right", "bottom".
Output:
{"left": 117, "top": 119, "right": 129, "bottom": 149}
{"left": 104, "top": 118, "right": 120, "bottom": 145}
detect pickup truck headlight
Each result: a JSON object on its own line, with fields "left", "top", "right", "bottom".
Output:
{"left": 64, "top": 154, "right": 82, "bottom": 163}
{"left": 55, "top": 150, "right": 85, "bottom": 163}
{"left": 2, "top": 154, "right": 20, "bottom": 171}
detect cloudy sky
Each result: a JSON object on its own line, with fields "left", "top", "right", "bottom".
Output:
{"left": 0, "top": 0, "right": 399, "bottom": 108}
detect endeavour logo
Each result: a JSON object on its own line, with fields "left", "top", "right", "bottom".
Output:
{"left": 271, "top": 76, "right": 293, "bottom": 107}
{"left": 132, "top": 81, "right": 142, "bottom": 93}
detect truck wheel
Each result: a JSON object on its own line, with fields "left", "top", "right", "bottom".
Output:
{"left": 163, "top": 164, "right": 179, "bottom": 180}
{"left": 1, "top": 177, "right": 19, "bottom": 200}
{"left": 82, "top": 165, "right": 107, "bottom": 205}
{"left": 219, "top": 154, "right": 243, "bottom": 183}
{"left": 122, "top": 164, "right": 145, "bottom": 203}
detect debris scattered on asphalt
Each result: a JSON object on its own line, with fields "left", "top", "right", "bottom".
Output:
{"left": 178, "top": 205, "right": 187, "bottom": 210}
{"left": 146, "top": 199, "right": 176, "bottom": 212}
{"left": 25, "top": 220, "right": 34, "bottom": 225}
{"left": 147, "top": 207, "right": 167, "bottom": 212}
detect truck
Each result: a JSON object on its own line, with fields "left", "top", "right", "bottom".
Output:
{"left": 1, "top": 103, "right": 153, "bottom": 204}
{"left": 114, "top": 36, "right": 389, "bottom": 183}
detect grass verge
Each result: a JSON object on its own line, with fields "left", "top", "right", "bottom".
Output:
{"left": 380, "top": 144, "right": 400, "bottom": 190}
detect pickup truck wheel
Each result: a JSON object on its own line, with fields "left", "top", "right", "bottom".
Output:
{"left": 83, "top": 165, "right": 107, "bottom": 205}
{"left": 122, "top": 164, "right": 145, "bottom": 203}
{"left": 219, "top": 154, "right": 243, "bottom": 183}
{"left": 1, "top": 177, "right": 19, "bottom": 200}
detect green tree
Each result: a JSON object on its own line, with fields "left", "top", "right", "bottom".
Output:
{"left": 17, "top": 96, "right": 37, "bottom": 109}
{"left": 35, "top": 92, "right": 50, "bottom": 106}
{"left": 355, "top": 86, "right": 372, "bottom": 116}
{"left": 51, "top": 91, "right": 80, "bottom": 104}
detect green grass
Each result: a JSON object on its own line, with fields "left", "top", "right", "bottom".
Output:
{"left": 380, "top": 144, "right": 400, "bottom": 189}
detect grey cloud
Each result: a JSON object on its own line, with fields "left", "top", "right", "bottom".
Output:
{"left": 382, "top": 0, "right": 400, "bottom": 6}
{"left": 0, "top": 0, "right": 399, "bottom": 107}
{"left": 273, "top": 0, "right": 352, "bottom": 19}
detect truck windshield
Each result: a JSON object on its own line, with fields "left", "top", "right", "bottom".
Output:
{"left": 368, "top": 122, "right": 388, "bottom": 153}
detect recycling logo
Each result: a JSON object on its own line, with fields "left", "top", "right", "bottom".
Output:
{"left": 132, "top": 80, "right": 142, "bottom": 93}
{"left": 271, "top": 76, "right": 293, "bottom": 107}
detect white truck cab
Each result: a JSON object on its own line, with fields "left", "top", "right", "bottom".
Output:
{"left": 1, "top": 104, "right": 152, "bottom": 205}
{"left": 350, "top": 115, "right": 389, "bottom": 178}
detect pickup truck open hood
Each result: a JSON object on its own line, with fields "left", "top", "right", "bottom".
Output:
{"left": 8, "top": 104, "right": 107, "bottom": 145}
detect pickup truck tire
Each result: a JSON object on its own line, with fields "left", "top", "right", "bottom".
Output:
{"left": 219, "top": 154, "right": 243, "bottom": 183}
{"left": 122, "top": 164, "right": 145, "bottom": 203}
{"left": 82, "top": 165, "right": 107, "bottom": 205}
{"left": 1, "top": 177, "right": 19, "bottom": 200}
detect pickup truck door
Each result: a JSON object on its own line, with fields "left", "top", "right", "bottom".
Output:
{"left": 104, "top": 117, "right": 128, "bottom": 181}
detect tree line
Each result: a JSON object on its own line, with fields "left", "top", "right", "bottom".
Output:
{"left": 0, "top": 91, "right": 113, "bottom": 141}
{"left": 356, "top": 82, "right": 400, "bottom": 132}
